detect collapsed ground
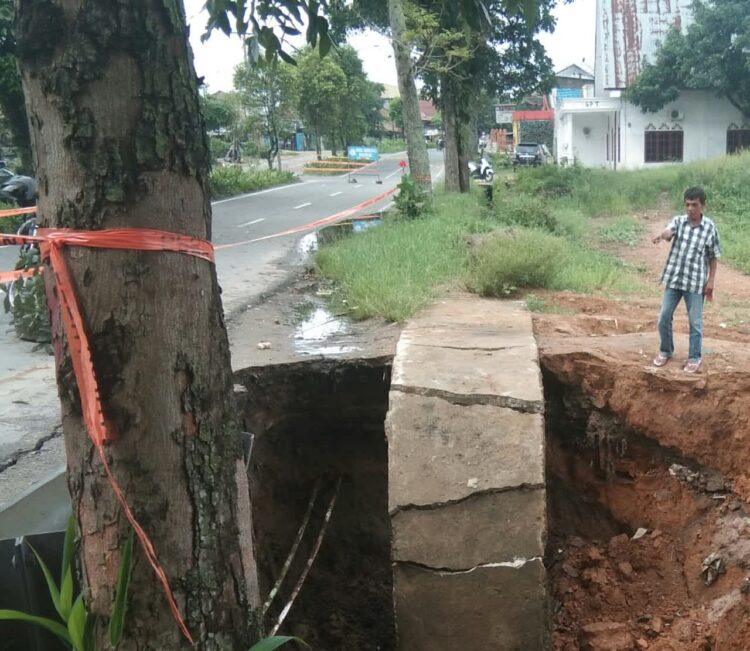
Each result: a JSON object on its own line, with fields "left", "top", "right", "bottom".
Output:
{"left": 533, "top": 205, "right": 750, "bottom": 650}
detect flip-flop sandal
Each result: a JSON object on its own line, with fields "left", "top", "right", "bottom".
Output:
{"left": 684, "top": 360, "right": 702, "bottom": 373}
{"left": 653, "top": 354, "right": 670, "bottom": 367}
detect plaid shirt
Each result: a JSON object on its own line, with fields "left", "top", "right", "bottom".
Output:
{"left": 660, "top": 214, "right": 721, "bottom": 293}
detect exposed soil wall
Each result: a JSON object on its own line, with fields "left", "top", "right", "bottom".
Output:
{"left": 544, "top": 368, "right": 750, "bottom": 651}
{"left": 236, "top": 357, "right": 395, "bottom": 650}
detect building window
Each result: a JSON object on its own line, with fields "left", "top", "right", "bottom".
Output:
{"left": 644, "top": 130, "right": 683, "bottom": 163}
{"left": 727, "top": 128, "right": 750, "bottom": 154}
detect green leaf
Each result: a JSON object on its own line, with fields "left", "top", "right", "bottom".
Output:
{"left": 249, "top": 636, "right": 308, "bottom": 651}
{"left": 67, "top": 595, "right": 88, "bottom": 651}
{"left": 84, "top": 613, "right": 97, "bottom": 651}
{"left": 0, "top": 609, "right": 72, "bottom": 644}
{"left": 278, "top": 49, "right": 297, "bottom": 66}
{"left": 60, "top": 565, "right": 74, "bottom": 621}
{"left": 108, "top": 530, "right": 135, "bottom": 647}
{"left": 26, "top": 542, "right": 62, "bottom": 620}
{"left": 61, "top": 516, "right": 75, "bottom": 587}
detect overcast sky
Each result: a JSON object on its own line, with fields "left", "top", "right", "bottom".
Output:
{"left": 184, "top": 0, "right": 596, "bottom": 93}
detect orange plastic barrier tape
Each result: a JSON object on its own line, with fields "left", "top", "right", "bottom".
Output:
{"left": 214, "top": 185, "right": 397, "bottom": 251}
{"left": 0, "top": 206, "right": 36, "bottom": 218}
{"left": 2, "top": 227, "right": 207, "bottom": 644}
{"left": 0, "top": 267, "right": 41, "bottom": 284}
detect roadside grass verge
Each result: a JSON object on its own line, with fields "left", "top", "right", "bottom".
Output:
{"left": 315, "top": 191, "right": 482, "bottom": 321}
{"left": 209, "top": 166, "right": 296, "bottom": 198}
{"left": 315, "top": 151, "right": 750, "bottom": 321}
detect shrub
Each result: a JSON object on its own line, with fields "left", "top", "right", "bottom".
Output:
{"left": 467, "top": 228, "right": 566, "bottom": 296}
{"left": 208, "top": 167, "right": 296, "bottom": 198}
{"left": 394, "top": 174, "right": 430, "bottom": 219}
{"left": 494, "top": 194, "right": 557, "bottom": 232}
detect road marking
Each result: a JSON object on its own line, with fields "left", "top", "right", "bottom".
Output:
{"left": 384, "top": 168, "right": 403, "bottom": 180}
{"left": 215, "top": 186, "right": 397, "bottom": 252}
{"left": 211, "top": 180, "right": 308, "bottom": 206}
{"left": 329, "top": 191, "right": 343, "bottom": 197}
{"left": 353, "top": 184, "right": 362, "bottom": 189}
{"left": 293, "top": 202, "right": 312, "bottom": 210}
{"left": 237, "top": 218, "right": 265, "bottom": 227}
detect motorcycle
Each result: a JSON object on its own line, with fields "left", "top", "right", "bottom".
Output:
{"left": 0, "top": 174, "right": 37, "bottom": 207}
{"left": 468, "top": 150, "right": 494, "bottom": 182}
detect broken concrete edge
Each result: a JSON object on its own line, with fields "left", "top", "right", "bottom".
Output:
{"left": 393, "top": 556, "right": 544, "bottom": 575}
{"left": 390, "top": 383, "right": 544, "bottom": 414}
{"left": 0, "top": 464, "right": 69, "bottom": 539}
{"left": 0, "top": 425, "right": 62, "bottom": 472}
{"left": 389, "top": 483, "right": 545, "bottom": 517}
{"left": 232, "top": 353, "right": 394, "bottom": 383}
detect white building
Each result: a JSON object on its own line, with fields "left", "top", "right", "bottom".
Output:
{"left": 554, "top": 0, "right": 749, "bottom": 169}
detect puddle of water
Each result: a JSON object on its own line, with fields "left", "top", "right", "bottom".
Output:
{"left": 293, "top": 306, "right": 357, "bottom": 356}
{"left": 295, "top": 307, "right": 346, "bottom": 340}
{"left": 297, "top": 232, "right": 318, "bottom": 256}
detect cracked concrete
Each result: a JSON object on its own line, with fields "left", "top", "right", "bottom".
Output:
{"left": 386, "top": 296, "right": 548, "bottom": 650}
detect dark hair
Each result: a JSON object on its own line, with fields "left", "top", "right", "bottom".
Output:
{"left": 684, "top": 186, "right": 706, "bottom": 205}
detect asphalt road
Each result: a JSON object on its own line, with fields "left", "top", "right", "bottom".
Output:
{"left": 0, "top": 150, "right": 444, "bottom": 463}
{"left": 0, "top": 150, "right": 444, "bottom": 372}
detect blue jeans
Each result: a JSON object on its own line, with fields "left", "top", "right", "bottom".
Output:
{"left": 657, "top": 287, "right": 704, "bottom": 361}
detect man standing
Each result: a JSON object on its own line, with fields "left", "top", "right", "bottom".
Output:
{"left": 652, "top": 187, "right": 720, "bottom": 373}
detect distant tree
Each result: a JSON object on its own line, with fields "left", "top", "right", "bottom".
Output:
{"left": 201, "top": 92, "right": 240, "bottom": 134}
{"left": 294, "top": 49, "right": 346, "bottom": 157}
{"left": 0, "top": 0, "right": 30, "bottom": 171}
{"left": 415, "top": 0, "right": 554, "bottom": 191}
{"left": 234, "top": 57, "right": 298, "bottom": 169}
{"left": 626, "top": 0, "right": 750, "bottom": 118}
{"left": 333, "top": 45, "right": 384, "bottom": 147}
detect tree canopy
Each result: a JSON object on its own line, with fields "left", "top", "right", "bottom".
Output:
{"left": 626, "top": 0, "right": 750, "bottom": 117}
{"left": 0, "top": 0, "right": 31, "bottom": 170}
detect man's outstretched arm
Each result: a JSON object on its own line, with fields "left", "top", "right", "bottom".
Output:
{"left": 652, "top": 226, "right": 674, "bottom": 244}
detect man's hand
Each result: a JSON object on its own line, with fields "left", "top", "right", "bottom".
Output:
{"left": 705, "top": 283, "right": 714, "bottom": 302}
{"left": 652, "top": 227, "right": 673, "bottom": 244}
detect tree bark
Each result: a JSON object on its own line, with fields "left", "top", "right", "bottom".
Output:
{"left": 388, "top": 0, "right": 432, "bottom": 195}
{"left": 16, "top": 1, "right": 259, "bottom": 649}
{"left": 442, "top": 77, "right": 460, "bottom": 192}
{"left": 442, "top": 78, "right": 471, "bottom": 193}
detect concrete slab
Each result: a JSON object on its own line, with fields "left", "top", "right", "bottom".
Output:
{"left": 392, "top": 488, "right": 546, "bottom": 568}
{"left": 387, "top": 297, "right": 548, "bottom": 648}
{"left": 387, "top": 392, "right": 544, "bottom": 510}
{"left": 391, "top": 337, "right": 543, "bottom": 407}
{"left": 393, "top": 559, "right": 547, "bottom": 651}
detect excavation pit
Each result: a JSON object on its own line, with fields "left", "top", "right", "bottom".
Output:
{"left": 543, "top": 368, "right": 750, "bottom": 651}
{"left": 236, "top": 356, "right": 395, "bottom": 650}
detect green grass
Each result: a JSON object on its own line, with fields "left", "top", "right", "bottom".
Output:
{"left": 209, "top": 166, "right": 296, "bottom": 198}
{"left": 315, "top": 191, "right": 486, "bottom": 321}
{"left": 315, "top": 151, "right": 750, "bottom": 321}
{"left": 597, "top": 217, "right": 645, "bottom": 247}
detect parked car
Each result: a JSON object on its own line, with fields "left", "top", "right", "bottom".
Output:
{"left": 513, "top": 143, "right": 552, "bottom": 167}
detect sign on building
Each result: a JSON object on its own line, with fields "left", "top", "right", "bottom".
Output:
{"left": 495, "top": 108, "right": 513, "bottom": 124}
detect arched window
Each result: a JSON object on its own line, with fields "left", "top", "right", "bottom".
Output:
{"left": 727, "top": 124, "right": 750, "bottom": 154}
{"left": 644, "top": 123, "right": 683, "bottom": 163}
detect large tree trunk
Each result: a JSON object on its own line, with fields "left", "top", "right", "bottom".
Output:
{"left": 388, "top": 0, "right": 432, "bottom": 195}
{"left": 442, "top": 78, "right": 471, "bottom": 193}
{"left": 442, "top": 77, "right": 460, "bottom": 192}
{"left": 16, "top": 1, "right": 259, "bottom": 649}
